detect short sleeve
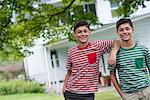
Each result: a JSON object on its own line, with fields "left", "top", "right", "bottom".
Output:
{"left": 145, "top": 47, "right": 150, "bottom": 69}
{"left": 66, "top": 49, "right": 72, "bottom": 71}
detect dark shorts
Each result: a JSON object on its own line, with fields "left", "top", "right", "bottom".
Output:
{"left": 64, "top": 91, "right": 95, "bottom": 100}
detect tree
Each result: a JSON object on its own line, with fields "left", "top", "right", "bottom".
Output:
{"left": 111, "top": 0, "right": 150, "bottom": 17}
{"left": 0, "top": 0, "right": 96, "bottom": 61}
{"left": 0, "top": 0, "right": 149, "bottom": 61}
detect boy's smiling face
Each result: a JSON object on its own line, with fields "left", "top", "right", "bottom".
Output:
{"left": 73, "top": 25, "right": 91, "bottom": 44}
{"left": 117, "top": 23, "right": 134, "bottom": 41}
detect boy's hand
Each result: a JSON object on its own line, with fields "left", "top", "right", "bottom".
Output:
{"left": 62, "top": 86, "right": 66, "bottom": 95}
{"left": 121, "top": 95, "right": 127, "bottom": 100}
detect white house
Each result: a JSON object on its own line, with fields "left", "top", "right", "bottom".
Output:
{"left": 23, "top": 0, "right": 150, "bottom": 94}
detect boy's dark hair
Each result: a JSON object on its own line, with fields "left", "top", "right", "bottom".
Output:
{"left": 73, "top": 20, "right": 90, "bottom": 32}
{"left": 116, "top": 18, "right": 133, "bottom": 31}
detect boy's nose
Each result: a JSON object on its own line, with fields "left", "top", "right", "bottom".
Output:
{"left": 123, "top": 30, "right": 127, "bottom": 34}
{"left": 81, "top": 31, "right": 86, "bottom": 35}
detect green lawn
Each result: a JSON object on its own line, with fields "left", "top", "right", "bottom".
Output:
{"left": 0, "top": 91, "right": 121, "bottom": 100}
{"left": 95, "top": 91, "right": 121, "bottom": 100}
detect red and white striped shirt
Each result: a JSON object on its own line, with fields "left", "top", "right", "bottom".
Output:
{"left": 66, "top": 40, "right": 113, "bottom": 93}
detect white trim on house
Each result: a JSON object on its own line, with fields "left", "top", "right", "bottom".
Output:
{"left": 43, "top": 47, "right": 52, "bottom": 89}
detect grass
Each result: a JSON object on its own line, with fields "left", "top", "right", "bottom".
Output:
{"left": 95, "top": 91, "right": 120, "bottom": 100}
{"left": 0, "top": 91, "right": 121, "bottom": 100}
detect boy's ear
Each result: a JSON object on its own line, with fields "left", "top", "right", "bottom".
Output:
{"left": 132, "top": 28, "right": 134, "bottom": 32}
{"left": 73, "top": 32, "right": 76, "bottom": 38}
{"left": 116, "top": 30, "right": 119, "bottom": 35}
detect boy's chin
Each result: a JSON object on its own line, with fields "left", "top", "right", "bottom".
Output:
{"left": 79, "top": 40, "right": 88, "bottom": 43}
{"left": 122, "top": 39, "right": 130, "bottom": 41}
{"left": 121, "top": 38, "right": 130, "bottom": 41}
{"left": 80, "top": 41, "right": 88, "bottom": 44}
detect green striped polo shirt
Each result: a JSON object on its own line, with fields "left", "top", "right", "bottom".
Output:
{"left": 108, "top": 43, "right": 150, "bottom": 93}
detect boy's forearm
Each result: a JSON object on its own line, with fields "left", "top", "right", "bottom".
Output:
{"left": 63, "top": 70, "right": 71, "bottom": 90}
{"left": 110, "top": 72, "right": 123, "bottom": 97}
{"left": 108, "top": 40, "right": 120, "bottom": 65}
{"left": 63, "top": 78, "right": 67, "bottom": 89}
{"left": 112, "top": 40, "right": 120, "bottom": 52}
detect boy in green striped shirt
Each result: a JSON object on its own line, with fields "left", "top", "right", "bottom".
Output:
{"left": 108, "top": 18, "right": 150, "bottom": 100}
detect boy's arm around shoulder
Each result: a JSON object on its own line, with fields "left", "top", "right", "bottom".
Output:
{"left": 108, "top": 40, "right": 121, "bottom": 65}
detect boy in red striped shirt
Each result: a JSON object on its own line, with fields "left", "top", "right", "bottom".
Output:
{"left": 62, "top": 20, "right": 119, "bottom": 100}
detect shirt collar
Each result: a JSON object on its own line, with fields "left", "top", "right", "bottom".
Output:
{"left": 77, "top": 42, "right": 91, "bottom": 50}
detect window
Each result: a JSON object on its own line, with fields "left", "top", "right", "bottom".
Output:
{"left": 110, "top": 1, "right": 119, "bottom": 8}
{"left": 110, "top": 1, "right": 119, "bottom": 17}
{"left": 84, "top": 3, "right": 96, "bottom": 15}
{"left": 50, "top": 50, "right": 59, "bottom": 68}
{"left": 59, "top": 3, "right": 96, "bottom": 25}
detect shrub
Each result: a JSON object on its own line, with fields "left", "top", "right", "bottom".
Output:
{"left": 0, "top": 80, "right": 44, "bottom": 95}
{"left": 0, "top": 71, "right": 11, "bottom": 80}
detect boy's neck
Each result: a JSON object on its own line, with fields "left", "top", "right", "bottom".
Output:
{"left": 121, "top": 40, "right": 135, "bottom": 49}
{"left": 78, "top": 42, "right": 90, "bottom": 49}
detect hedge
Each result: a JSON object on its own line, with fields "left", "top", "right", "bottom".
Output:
{"left": 0, "top": 80, "right": 44, "bottom": 95}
